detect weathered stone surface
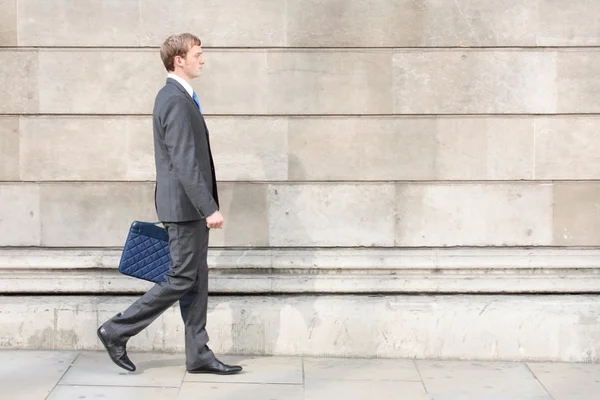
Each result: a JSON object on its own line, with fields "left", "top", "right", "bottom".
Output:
{"left": 538, "top": 0, "right": 600, "bottom": 45}
{"left": 422, "top": 0, "right": 538, "bottom": 46}
{"left": 418, "top": 360, "right": 549, "bottom": 398}
{"left": 268, "top": 184, "right": 395, "bottom": 246}
{"left": 288, "top": 117, "right": 437, "bottom": 181}
{"left": 434, "top": 117, "right": 534, "bottom": 180}
{"left": 38, "top": 49, "right": 163, "bottom": 114}
{"left": 20, "top": 117, "right": 129, "bottom": 181}
{"left": 0, "top": 351, "right": 77, "bottom": 400}
{"left": 3, "top": 248, "right": 600, "bottom": 294}
{"left": 195, "top": 50, "right": 270, "bottom": 115}
{"left": 0, "top": 0, "right": 17, "bottom": 46}
{"left": 18, "top": 116, "right": 287, "bottom": 181}
{"left": 529, "top": 362, "right": 600, "bottom": 400}
{"left": 535, "top": 117, "right": 600, "bottom": 180}
{"left": 209, "top": 183, "right": 270, "bottom": 247}
{"left": 0, "top": 117, "right": 19, "bottom": 181}
{"left": 18, "top": 0, "right": 140, "bottom": 46}
{"left": 288, "top": 0, "right": 537, "bottom": 47}
{"left": 209, "top": 117, "right": 288, "bottom": 181}
{"left": 289, "top": 117, "right": 535, "bottom": 181}
{"left": 139, "top": 0, "right": 287, "bottom": 47}
{"left": 0, "top": 50, "right": 38, "bottom": 114}
{"left": 553, "top": 183, "right": 600, "bottom": 246}
{"left": 266, "top": 51, "right": 393, "bottom": 114}
{"left": 3, "top": 294, "right": 600, "bottom": 362}
{"left": 557, "top": 51, "right": 600, "bottom": 113}
{"left": 393, "top": 51, "right": 557, "bottom": 114}
{"left": 40, "top": 183, "right": 156, "bottom": 246}
{"left": 395, "top": 183, "right": 553, "bottom": 246}
{"left": 6, "top": 49, "right": 600, "bottom": 115}
{"left": 0, "top": 184, "right": 40, "bottom": 246}
{"left": 287, "top": 0, "right": 427, "bottom": 47}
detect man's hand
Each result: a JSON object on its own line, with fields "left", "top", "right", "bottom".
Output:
{"left": 206, "top": 211, "right": 224, "bottom": 229}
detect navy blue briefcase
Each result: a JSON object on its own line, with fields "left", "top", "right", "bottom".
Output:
{"left": 118, "top": 221, "right": 171, "bottom": 283}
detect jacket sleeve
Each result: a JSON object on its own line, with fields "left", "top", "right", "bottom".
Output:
{"left": 162, "top": 96, "right": 219, "bottom": 218}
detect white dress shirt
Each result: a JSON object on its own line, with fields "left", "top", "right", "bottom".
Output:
{"left": 167, "top": 73, "right": 194, "bottom": 98}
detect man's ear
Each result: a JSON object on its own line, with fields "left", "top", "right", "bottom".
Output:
{"left": 174, "top": 55, "right": 182, "bottom": 67}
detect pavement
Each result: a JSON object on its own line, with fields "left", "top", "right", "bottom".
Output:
{"left": 1, "top": 350, "right": 598, "bottom": 399}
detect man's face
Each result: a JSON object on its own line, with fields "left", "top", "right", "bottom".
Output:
{"left": 177, "top": 45, "right": 204, "bottom": 80}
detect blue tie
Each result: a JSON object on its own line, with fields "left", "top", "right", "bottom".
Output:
{"left": 192, "top": 92, "right": 202, "bottom": 113}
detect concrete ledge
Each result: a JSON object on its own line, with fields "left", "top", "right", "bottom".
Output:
{"left": 2, "top": 294, "right": 600, "bottom": 362}
{"left": 1, "top": 248, "right": 600, "bottom": 293}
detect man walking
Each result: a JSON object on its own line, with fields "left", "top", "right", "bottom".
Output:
{"left": 97, "top": 33, "right": 242, "bottom": 375}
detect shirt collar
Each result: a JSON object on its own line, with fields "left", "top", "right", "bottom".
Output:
{"left": 167, "top": 73, "right": 194, "bottom": 98}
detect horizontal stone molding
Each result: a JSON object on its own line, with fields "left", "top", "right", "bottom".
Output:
{"left": 2, "top": 294, "right": 600, "bottom": 362}
{"left": 8, "top": 0, "right": 600, "bottom": 47}
{"left": 2, "top": 248, "right": 600, "bottom": 294}
{"left": 1, "top": 49, "right": 599, "bottom": 114}
{"left": 6, "top": 115, "right": 600, "bottom": 182}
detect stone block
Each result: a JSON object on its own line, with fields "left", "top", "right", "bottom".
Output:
{"left": 139, "top": 0, "right": 287, "bottom": 47}
{"left": 124, "top": 117, "right": 155, "bottom": 180}
{"left": 266, "top": 51, "right": 393, "bottom": 114}
{"left": 0, "top": 117, "right": 19, "bottom": 180}
{"left": 209, "top": 183, "right": 270, "bottom": 247}
{"left": 287, "top": 0, "right": 537, "bottom": 47}
{"left": 20, "top": 117, "right": 129, "bottom": 181}
{"left": 0, "top": 50, "right": 38, "bottom": 113}
{"left": 209, "top": 117, "right": 288, "bottom": 181}
{"left": 538, "top": 0, "right": 600, "bottom": 45}
{"left": 288, "top": 117, "right": 535, "bottom": 181}
{"left": 553, "top": 183, "right": 600, "bottom": 246}
{"left": 434, "top": 117, "right": 535, "bottom": 180}
{"left": 18, "top": 0, "right": 140, "bottom": 46}
{"left": 40, "top": 183, "right": 156, "bottom": 246}
{"left": 268, "top": 184, "right": 395, "bottom": 246}
{"left": 287, "top": 0, "right": 426, "bottom": 47}
{"left": 288, "top": 117, "right": 437, "bottom": 180}
{"left": 423, "top": 0, "right": 537, "bottom": 47}
{"left": 0, "top": 184, "right": 40, "bottom": 246}
{"left": 395, "top": 183, "right": 553, "bottom": 246}
{"left": 195, "top": 51, "right": 270, "bottom": 115}
{"left": 557, "top": 51, "right": 600, "bottom": 113}
{"left": 38, "top": 50, "right": 163, "bottom": 114}
{"left": 0, "top": 0, "right": 17, "bottom": 45}
{"left": 535, "top": 117, "right": 600, "bottom": 180}
{"left": 393, "top": 51, "right": 557, "bottom": 114}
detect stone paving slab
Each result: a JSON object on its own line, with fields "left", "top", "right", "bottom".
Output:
{"left": 4, "top": 350, "right": 600, "bottom": 399}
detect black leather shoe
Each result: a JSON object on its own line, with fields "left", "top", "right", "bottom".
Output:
{"left": 97, "top": 326, "right": 136, "bottom": 372}
{"left": 187, "top": 358, "right": 242, "bottom": 375}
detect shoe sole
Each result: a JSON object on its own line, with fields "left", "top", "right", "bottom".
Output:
{"left": 96, "top": 327, "right": 136, "bottom": 372}
{"left": 187, "top": 369, "right": 242, "bottom": 375}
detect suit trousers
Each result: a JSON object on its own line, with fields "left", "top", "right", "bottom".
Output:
{"left": 104, "top": 219, "right": 215, "bottom": 369}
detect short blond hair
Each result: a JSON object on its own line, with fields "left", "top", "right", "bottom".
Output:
{"left": 160, "top": 33, "right": 202, "bottom": 71}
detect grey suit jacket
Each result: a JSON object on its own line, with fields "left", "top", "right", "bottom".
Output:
{"left": 152, "top": 78, "right": 219, "bottom": 222}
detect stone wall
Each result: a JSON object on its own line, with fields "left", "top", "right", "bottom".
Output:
{"left": 1, "top": 0, "right": 600, "bottom": 359}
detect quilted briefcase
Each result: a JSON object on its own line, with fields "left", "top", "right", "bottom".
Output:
{"left": 118, "top": 221, "right": 171, "bottom": 283}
